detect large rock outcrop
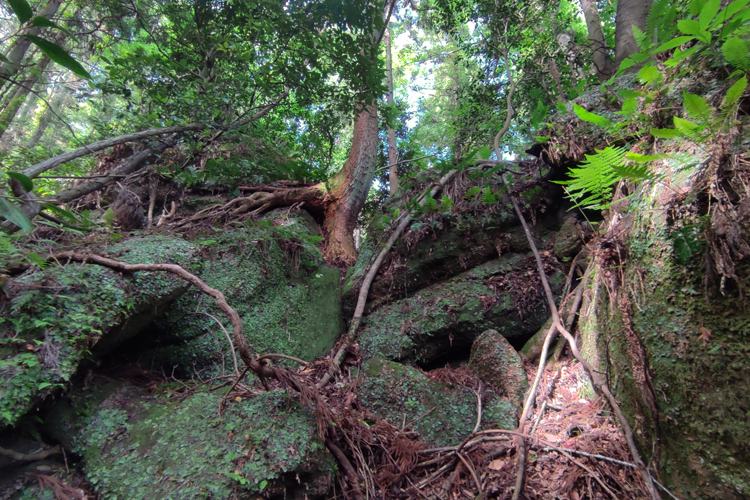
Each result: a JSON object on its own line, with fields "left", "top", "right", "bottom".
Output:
{"left": 0, "top": 235, "right": 199, "bottom": 427}
{"left": 575, "top": 142, "right": 750, "bottom": 498}
{"left": 358, "top": 253, "right": 564, "bottom": 366}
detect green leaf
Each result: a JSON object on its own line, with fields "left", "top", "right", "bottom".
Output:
{"left": 638, "top": 65, "right": 663, "bottom": 85}
{"left": 677, "top": 19, "right": 702, "bottom": 36}
{"left": 423, "top": 195, "right": 437, "bottom": 211}
{"left": 714, "top": 0, "right": 750, "bottom": 26}
{"left": 722, "top": 76, "right": 748, "bottom": 109}
{"left": 465, "top": 186, "right": 482, "bottom": 199}
{"left": 573, "top": 104, "right": 613, "bottom": 129}
{"left": 699, "top": 0, "right": 721, "bottom": 30}
{"left": 618, "top": 97, "right": 638, "bottom": 116}
{"left": 41, "top": 203, "right": 78, "bottom": 222}
{"left": 625, "top": 152, "right": 671, "bottom": 163}
{"left": 677, "top": 19, "right": 711, "bottom": 43}
{"left": 38, "top": 382, "right": 52, "bottom": 390}
{"left": 6, "top": 172, "right": 33, "bottom": 193}
{"left": 0, "top": 198, "right": 34, "bottom": 232}
{"left": 440, "top": 195, "right": 453, "bottom": 211}
{"left": 476, "top": 145, "right": 491, "bottom": 160}
{"left": 103, "top": 208, "right": 116, "bottom": 226}
{"left": 650, "top": 127, "right": 681, "bottom": 139}
{"left": 24, "top": 35, "right": 91, "bottom": 78}
{"left": 632, "top": 25, "right": 651, "bottom": 50}
{"left": 7, "top": 0, "right": 33, "bottom": 24}
{"left": 688, "top": 0, "right": 706, "bottom": 15}
{"left": 722, "top": 37, "right": 750, "bottom": 71}
{"left": 259, "top": 480, "right": 268, "bottom": 490}
{"left": 555, "top": 100, "right": 568, "bottom": 114}
{"left": 618, "top": 58, "right": 637, "bottom": 73}
{"left": 617, "top": 89, "right": 641, "bottom": 99}
{"left": 31, "top": 16, "right": 68, "bottom": 33}
{"left": 683, "top": 93, "right": 713, "bottom": 124}
{"left": 655, "top": 36, "right": 696, "bottom": 53}
{"left": 707, "top": 344, "right": 721, "bottom": 353}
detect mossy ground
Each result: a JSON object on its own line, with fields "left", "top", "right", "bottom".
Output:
{"left": 45, "top": 378, "right": 333, "bottom": 500}
{"left": 0, "top": 236, "right": 199, "bottom": 427}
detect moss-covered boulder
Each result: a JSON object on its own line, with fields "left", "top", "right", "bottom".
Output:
{"left": 0, "top": 235, "right": 199, "bottom": 427}
{"left": 579, "top": 151, "right": 750, "bottom": 499}
{"left": 132, "top": 209, "right": 344, "bottom": 375}
{"left": 358, "top": 254, "right": 563, "bottom": 365}
{"left": 344, "top": 195, "right": 562, "bottom": 314}
{"left": 45, "top": 378, "right": 333, "bottom": 499}
{"left": 358, "top": 358, "right": 516, "bottom": 447}
{"left": 470, "top": 330, "right": 529, "bottom": 408}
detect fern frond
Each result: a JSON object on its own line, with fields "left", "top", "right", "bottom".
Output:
{"left": 722, "top": 37, "right": 750, "bottom": 72}
{"left": 573, "top": 104, "right": 613, "bottom": 130}
{"left": 555, "top": 147, "right": 627, "bottom": 210}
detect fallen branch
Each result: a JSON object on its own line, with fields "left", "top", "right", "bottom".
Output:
{"left": 22, "top": 91, "right": 289, "bottom": 180}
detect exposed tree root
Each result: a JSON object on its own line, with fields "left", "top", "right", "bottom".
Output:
{"left": 0, "top": 445, "right": 60, "bottom": 462}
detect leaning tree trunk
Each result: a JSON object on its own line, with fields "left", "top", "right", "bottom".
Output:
{"left": 322, "top": 103, "right": 379, "bottom": 263}
{"left": 580, "top": 0, "right": 615, "bottom": 82}
{"left": 614, "top": 0, "right": 653, "bottom": 67}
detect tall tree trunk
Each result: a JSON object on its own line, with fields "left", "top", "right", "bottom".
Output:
{"left": 26, "top": 85, "right": 70, "bottom": 146}
{"left": 614, "top": 0, "right": 653, "bottom": 67}
{"left": 385, "top": 30, "right": 399, "bottom": 194}
{"left": 580, "top": 0, "right": 615, "bottom": 82}
{"left": 0, "top": 0, "right": 61, "bottom": 95}
{"left": 0, "top": 57, "right": 51, "bottom": 140}
{"left": 322, "top": 103, "right": 379, "bottom": 263}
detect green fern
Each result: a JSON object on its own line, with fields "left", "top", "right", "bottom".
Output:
{"left": 554, "top": 147, "right": 627, "bottom": 210}
{"left": 573, "top": 104, "right": 614, "bottom": 131}
{"left": 722, "top": 37, "right": 750, "bottom": 72}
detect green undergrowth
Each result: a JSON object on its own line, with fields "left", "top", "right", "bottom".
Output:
{"left": 0, "top": 236, "right": 199, "bottom": 427}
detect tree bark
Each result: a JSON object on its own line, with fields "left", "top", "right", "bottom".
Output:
{"left": 385, "top": 30, "right": 399, "bottom": 194}
{"left": 614, "top": 0, "right": 653, "bottom": 67}
{"left": 322, "top": 103, "right": 379, "bottom": 263}
{"left": 579, "top": 0, "right": 615, "bottom": 82}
